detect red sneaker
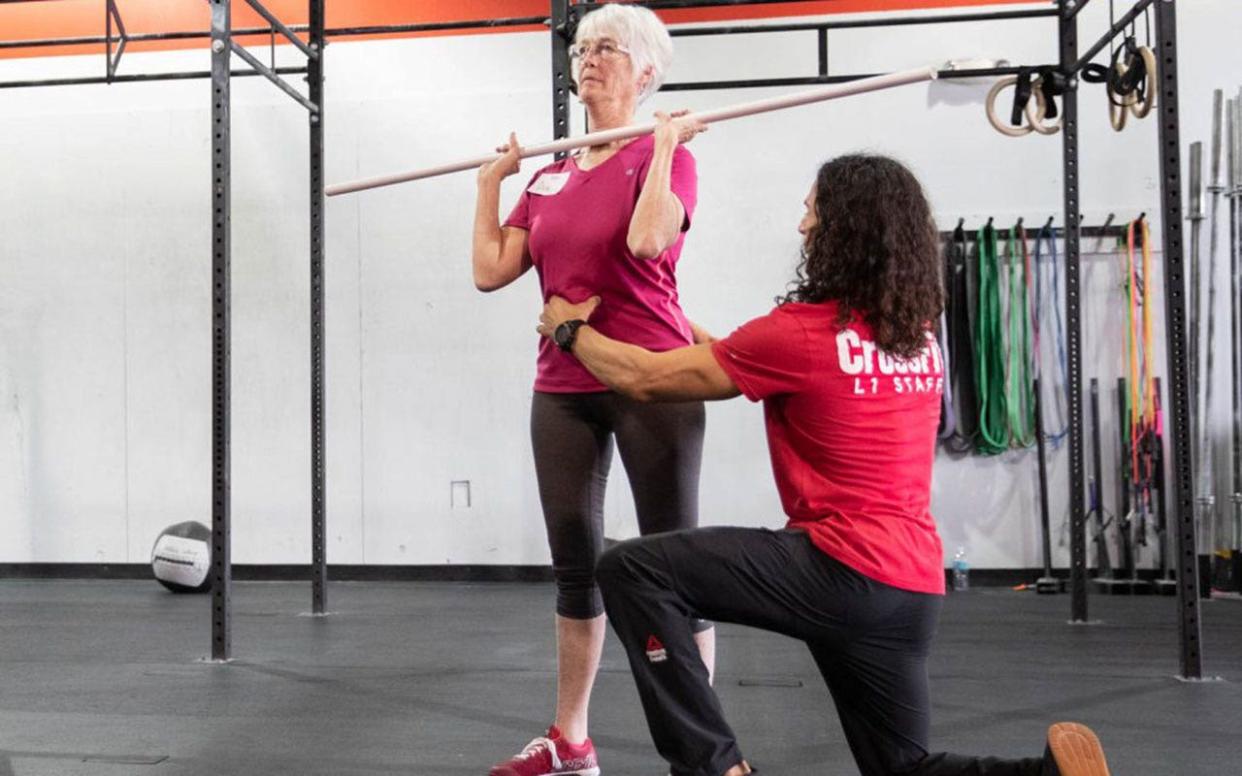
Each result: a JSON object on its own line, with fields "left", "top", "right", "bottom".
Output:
{"left": 488, "top": 727, "right": 600, "bottom": 776}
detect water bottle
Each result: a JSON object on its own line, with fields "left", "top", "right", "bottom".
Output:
{"left": 952, "top": 547, "right": 970, "bottom": 592}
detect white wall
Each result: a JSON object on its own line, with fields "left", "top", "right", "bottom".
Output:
{"left": 0, "top": 1, "right": 1238, "bottom": 568}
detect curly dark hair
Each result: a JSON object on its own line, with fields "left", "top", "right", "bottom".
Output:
{"left": 779, "top": 154, "right": 943, "bottom": 358}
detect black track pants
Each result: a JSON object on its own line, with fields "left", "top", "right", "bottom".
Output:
{"left": 596, "top": 527, "right": 1048, "bottom": 776}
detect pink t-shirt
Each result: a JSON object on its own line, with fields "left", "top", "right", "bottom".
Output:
{"left": 504, "top": 135, "right": 697, "bottom": 393}
{"left": 711, "top": 302, "right": 946, "bottom": 595}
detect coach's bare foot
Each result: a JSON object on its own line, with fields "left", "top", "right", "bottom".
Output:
{"left": 723, "top": 762, "right": 753, "bottom": 776}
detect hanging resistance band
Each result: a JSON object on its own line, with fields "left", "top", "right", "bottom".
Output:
{"left": 975, "top": 223, "right": 1010, "bottom": 455}
{"left": 1004, "top": 225, "right": 1036, "bottom": 447}
{"left": 1033, "top": 224, "right": 1070, "bottom": 446}
{"left": 944, "top": 224, "right": 980, "bottom": 454}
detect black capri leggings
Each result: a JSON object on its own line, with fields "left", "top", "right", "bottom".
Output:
{"left": 531, "top": 390, "right": 708, "bottom": 625}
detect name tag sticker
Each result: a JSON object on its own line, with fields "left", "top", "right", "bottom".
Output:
{"left": 528, "top": 172, "right": 569, "bottom": 196}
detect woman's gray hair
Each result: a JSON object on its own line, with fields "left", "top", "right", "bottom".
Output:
{"left": 574, "top": 3, "right": 673, "bottom": 103}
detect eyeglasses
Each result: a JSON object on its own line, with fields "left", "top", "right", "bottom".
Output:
{"left": 568, "top": 39, "right": 631, "bottom": 63}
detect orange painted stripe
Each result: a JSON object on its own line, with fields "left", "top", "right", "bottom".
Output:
{"left": 0, "top": 0, "right": 1039, "bottom": 61}
{"left": 648, "top": 0, "right": 1041, "bottom": 25}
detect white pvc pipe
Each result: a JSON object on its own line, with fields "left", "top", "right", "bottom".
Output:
{"left": 325, "top": 66, "right": 938, "bottom": 197}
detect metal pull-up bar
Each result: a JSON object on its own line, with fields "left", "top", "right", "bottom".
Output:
{"left": 324, "top": 65, "right": 938, "bottom": 197}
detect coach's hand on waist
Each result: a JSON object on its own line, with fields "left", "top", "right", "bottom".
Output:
{"left": 537, "top": 295, "right": 602, "bottom": 338}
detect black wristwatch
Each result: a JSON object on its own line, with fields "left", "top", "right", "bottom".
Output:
{"left": 554, "top": 319, "right": 587, "bottom": 352}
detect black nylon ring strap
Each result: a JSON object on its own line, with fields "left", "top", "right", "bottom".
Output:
{"left": 1110, "top": 38, "right": 1145, "bottom": 95}
{"left": 1010, "top": 67, "right": 1034, "bottom": 127}
{"left": 1036, "top": 67, "right": 1065, "bottom": 120}
{"left": 1080, "top": 63, "right": 1110, "bottom": 84}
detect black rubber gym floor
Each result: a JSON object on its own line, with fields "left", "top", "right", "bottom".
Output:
{"left": 0, "top": 580, "right": 1239, "bottom": 775}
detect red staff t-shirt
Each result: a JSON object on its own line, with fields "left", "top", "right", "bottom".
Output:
{"left": 711, "top": 301, "right": 946, "bottom": 595}
{"left": 505, "top": 135, "right": 697, "bottom": 393}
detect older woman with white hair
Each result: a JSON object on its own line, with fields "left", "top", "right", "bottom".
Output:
{"left": 471, "top": 4, "right": 713, "bottom": 775}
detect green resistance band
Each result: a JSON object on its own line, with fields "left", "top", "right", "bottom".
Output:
{"left": 1005, "top": 227, "right": 1036, "bottom": 447}
{"left": 974, "top": 224, "right": 1010, "bottom": 455}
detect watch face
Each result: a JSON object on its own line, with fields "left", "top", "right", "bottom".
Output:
{"left": 554, "top": 321, "right": 573, "bottom": 351}
{"left": 555, "top": 320, "right": 581, "bottom": 352}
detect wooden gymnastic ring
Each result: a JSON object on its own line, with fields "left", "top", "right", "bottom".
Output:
{"left": 987, "top": 76, "right": 1034, "bottom": 137}
{"left": 1110, "top": 98, "right": 1128, "bottom": 131}
{"left": 1024, "top": 80, "right": 1061, "bottom": 136}
{"left": 1129, "top": 46, "right": 1157, "bottom": 119}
